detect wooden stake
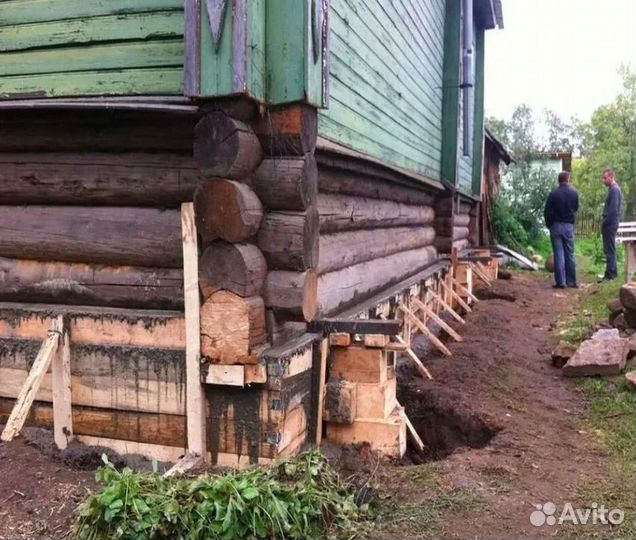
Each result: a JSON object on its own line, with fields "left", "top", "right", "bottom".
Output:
{"left": 440, "top": 279, "right": 472, "bottom": 313}
{"left": 52, "top": 324, "right": 73, "bottom": 449}
{"left": 451, "top": 276, "right": 479, "bottom": 303}
{"left": 397, "top": 401, "right": 425, "bottom": 452}
{"left": 181, "top": 202, "right": 206, "bottom": 457}
{"left": 412, "top": 297, "right": 463, "bottom": 342}
{"left": 427, "top": 289, "right": 465, "bottom": 324}
{"left": 394, "top": 335, "right": 433, "bottom": 380}
{"left": 399, "top": 304, "right": 452, "bottom": 357}
{"left": 1, "top": 316, "right": 63, "bottom": 442}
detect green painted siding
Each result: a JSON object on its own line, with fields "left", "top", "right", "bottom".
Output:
{"left": 0, "top": 0, "right": 184, "bottom": 98}
{"left": 318, "top": 0, "right": 446, "bottom": 181}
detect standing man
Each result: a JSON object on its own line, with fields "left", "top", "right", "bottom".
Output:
{"left": 544, "top": 171, "right": 579, "bottom": 289}
{"left": 599, "top": 168, "right": 623, "bottom": 282}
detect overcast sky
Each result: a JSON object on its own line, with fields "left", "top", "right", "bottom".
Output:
{"left": 484, "top": 0, "right": 636, "bottom": 122}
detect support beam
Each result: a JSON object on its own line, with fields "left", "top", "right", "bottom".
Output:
{"left": 440, "top": 278, "right": 472, "bottom": 313}
{"left": 397, "top": 400, "right": 425, "bottom": 452}
{"left": 52, "top": 324, "right": 73, "bottom": 449}
{"left": 394, "top": 334, "right": 433, "bottom": 380}
{"left": 181, "top": 203, "right": 206, "bottom": 457}
{"left": 399, "top": 304, "right": 452, "bottom": 357}
{"left": 451, "top": 276, "right": 479, "bottom": 303}
{"left": 427, "top": 289, "right": 465, "bottom": 324}
{"left": 412, "top": 297, "right": 463, "bottom": 342}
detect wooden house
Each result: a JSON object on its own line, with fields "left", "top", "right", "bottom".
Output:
{"left": 0, "top": 0, "right": 504, "bottom": 465}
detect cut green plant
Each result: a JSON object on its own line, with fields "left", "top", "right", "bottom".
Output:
{"left": 75, "top": 450, "right": 369, "bottom": 540}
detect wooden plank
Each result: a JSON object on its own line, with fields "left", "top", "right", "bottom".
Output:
{"left": 308, "top": 319, "right": 401, "bottom": 335}
{"left": 52, "top": 326, "right": 73, "bottom": 449}
{"left": 412, "top": 297, "right": 462, "bottom": 342}
{"left": 472, "top": 262, "right": 493, "bottom": 287}
{"left": 202, "top": 364, "right": 244, "bottom": 387}
{"left": 0, "top": 0, "right": 183, "bottom": 26}
{"left": 451, "top": 275, "right": 479, "bottom": 303}
{"left": 0, "top": 12, "right": 183, "bottom": 53}
{"left": 181, "top": 203, "right": 206, "bottom": 457}
{"left": 329, "top": 346, "right": 388, "bottom": 384}
{"left": 0, "top": 303, "right": 185, "bottom": 349}
{"left": 0, "top": 68, "right": 183, "bottom": 99}
{"left": 329, "top": 333, "right": 352, "bottom": 347}
{"left": 0, "top": 343, "right": 186, "bottom": 416}
{"left": 399, "top": 304, "right": 451, "bottom": 357}
{"left": 1, "top": 316, "right": 62, "bottom": 442}
{"left": 75, "top": 435, "right": 184, "bottom": 463}
{"left": 397, "top": 400, "right": 425, "bottom": 452}
{"left": 0, "top": 40, "right": 183, "bottom": 78}
{"left": 394, "top": 334, "right": 432, "bottom": 380}
{"left": 315, "top": 339, "right": 328, "bottom": 445}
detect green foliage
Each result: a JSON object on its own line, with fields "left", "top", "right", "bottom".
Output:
{"left": 75, "top": 451, "right": 369, "bottom": 540}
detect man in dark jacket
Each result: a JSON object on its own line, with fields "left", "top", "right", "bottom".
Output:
{"left": 544, "top": 171, "right": 579, "bottom": 288}
{"left": 599, "top": 168, "right": 623, "bottom": 281}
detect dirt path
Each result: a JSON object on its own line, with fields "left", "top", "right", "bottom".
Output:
{"left": 374, "top": 272, "right": 616, "bottom": 539}
{"left": 0, "top": 272, "right": 626, "bottom": 540}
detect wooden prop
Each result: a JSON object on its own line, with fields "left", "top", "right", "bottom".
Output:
{"left": 426, "top": 289, "right": 465, "bottom": 324}
{"left": 399, "top": 304, "right": 452, "bottom": 357}
{"left": 412, "top": 297, "right": 462, "bottom": 342}
{"left": 451, "top": 276, "right": 479, "bottom": 303}
{"left": 396, "top": 400, "right": 425, "bottom": 452}
{"left": 181, "top": 203, "right": 206, "bottom": 457}
{"left": 440, "top": 278, "right": 472, "bottom": 313}
{"left": 52, "top": 325, "right": 73, "bottom": 449}
{"left": 471, "top": 262, "right": 492, "bottom": 286}
{"left": 1, "top": 316, "right": 63, "bottom": 442}
{"left": 393, "top": 334, "right": 433, "bottom": 380}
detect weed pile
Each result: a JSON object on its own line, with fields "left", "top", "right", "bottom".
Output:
{"left": 75, "top": 450, "right": 368, "bottom": 540}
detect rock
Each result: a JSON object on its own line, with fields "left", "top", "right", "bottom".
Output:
{"left": 626, "top": 371, "right": 636, "bottom": 390}
{"left": 607, "top": 298, "right": 624, "bottom": 313}
{"left": 612, "top": 313, "right": 627, "bottom": 331}
{"left": 498, "top": 268, "right": 513, "bottom": 280}
{"left": 619, "top": 283, "right": 636, "bottom": 310}
{"left": 627, "top": 336, "right": 636, "bottom": 360}
{"left": 551, "top": 341, "right": 578, "bottom": 368}
{"left": 562, "top": 337, "right": 629, "bottom": 377}
{"left": 591, "top": 328, "right": 620, "bottom": 341}
{"left": 624, "top": 308, "right": 636, "bottom": 329}
{"left": 609, "top": 309, "right": 624, "bottom": 327}
{"left": 545, "top": 255, "right": 555, "bottom": 272}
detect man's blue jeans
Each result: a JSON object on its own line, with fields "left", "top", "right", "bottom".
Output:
{"left": 602, "top": 224, "right": 618, "bottom": 279}
{"left": 550, "top": 222, "right": 577, "bottom": 287}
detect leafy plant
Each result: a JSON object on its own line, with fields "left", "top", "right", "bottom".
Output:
{"left": 75, "top": 451, "right": 369, "bottom": 540}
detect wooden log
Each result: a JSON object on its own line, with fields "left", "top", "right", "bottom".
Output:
{"left": 0, "top": 397, "right": 186, "bottom": 448}
{"left": 194, "top": 111, "right": 263, "bottom": 178}
{"left": 318, "top": 227, "right": 435, "bottom": 274}
{"left": 194, "top": 180, "right": 263, "bottom": 244}
{"left": 318, "top": 193, "right": 434, "bottom": 233}
{"left": 200, "top": 291, "right": 267, "bottom": 363}
{"left": 264, "top": 270, "right": 318, "bottom": 322}
{"left": 0, "top": 257, "right": 183, "bottom": 310}
{"left": 257, "top": 210, "right": 320, "bottom": 271}
{"left": 251, "top": 156, "right": 318, "bottom": 211}
{"left": 253, "top": 104, "right": 317, "bottom": 156}
{"left": 454, "top": 214, "right": 471, "bottom": 227}
{"left": 199, "top": 242, "right": 267, "bottom": 298}
{"left": 317, "top": 246, "right": 437, "bottom": 316}
{"left": 0, "top": 153, "right": 204, "bottom": 206}
{"left": 0, "top": 206, "right": 181, "bottom": 268}
{"left": 317, "top": 165, "right": 435, "bottom": 206}
{"left": 0, "top": 339, "right": 186, "bottom": 415}
{"left": 453, "top": 226, "right": 470, "bottom": 240}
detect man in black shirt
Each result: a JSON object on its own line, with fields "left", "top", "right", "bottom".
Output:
{"left": 544, "top": 171, "right": 579, "bottom": 288}
{"left": 600, "top": 168, "right": 623, "bottom": 281}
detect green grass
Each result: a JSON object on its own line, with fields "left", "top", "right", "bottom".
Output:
{"left": 369, "top": 463, "right": 484, "bottom": 539}
{"left": 555, "top": 244, "right": 635, "bottom": 539}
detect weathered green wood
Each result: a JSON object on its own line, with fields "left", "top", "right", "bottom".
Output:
{"left": 0, "top": 11, "right": 183, "bottom": 52}
{"left": 266, "top": 0, "right": 324, "bottom": 106}
{"left": 199, "top": 0, "right": 233, "bottom": 98}
{"left": 471, "top": 26, "right": 486, "bottom": 196}
{"left": 457, "top": 30, "right": 476, "bottom": 195}
{"left": 0, "top": 40, "right": 183, "bottom": 77}
{"left": 0, "top": 68, "right": 184, "bottom": 98}
{"left": 0, "top": 0, "right": 183, "bottom": 26}
{"left": 318, "top": 0, "right": 444, "bottom": 181}
{"left": 440, "top": 0, "right": 461, "bottom": 185}
{"left": 247, "top": 0, "right": 266, "bottom": 100}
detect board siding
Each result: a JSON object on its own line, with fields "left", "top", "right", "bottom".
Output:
{"left": 0, "top": 0, "right": 184, "bottom": 98}
{"left": 318, "top": 0, "right": 446, "bottom": 182}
